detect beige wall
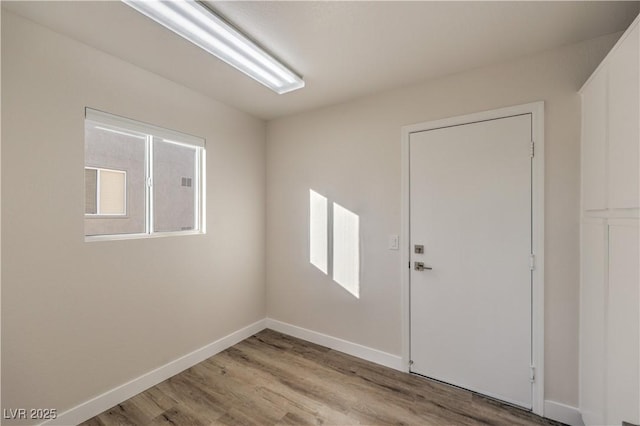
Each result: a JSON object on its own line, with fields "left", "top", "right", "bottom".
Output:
{"left": 266, "top": 33, "right": 620, "bottom": 406}
{"left": 1, "top": 11, "right": 266, "bottom": 423}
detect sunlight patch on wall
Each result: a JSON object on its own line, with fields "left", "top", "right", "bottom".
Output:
{"left": 332, "top": 202, "right": 360, "bottom": 298}
{"left": 309, "top": 189, "right": 360, "bottom": 298}
{"left": 309, "top": 189, "right": 328, "bottom": 274}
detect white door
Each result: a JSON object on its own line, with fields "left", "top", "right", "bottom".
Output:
{"left": 409, "top": 114, "right": 533, "bottom": 409}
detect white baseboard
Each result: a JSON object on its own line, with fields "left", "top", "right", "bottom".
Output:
{"left": 265, "top": 318, "right": 404, "bottom": 371}
{"left": 42, "top": 319, "right": 267, "bottom": 426}
{"left": 544, "top": 400, "right": 584, "bottom": 426}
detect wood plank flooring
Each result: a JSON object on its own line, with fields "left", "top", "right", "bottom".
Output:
{"left": 80, "top": 330, "right": 563, "bottom": 426}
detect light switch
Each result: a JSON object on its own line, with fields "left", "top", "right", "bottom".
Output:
{"left": 389, "top": 234, "right": 399, "bottom": 250}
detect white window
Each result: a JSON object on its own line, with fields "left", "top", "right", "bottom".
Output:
{"left": 85, "top": 108, "right": 206, "bottom": 240}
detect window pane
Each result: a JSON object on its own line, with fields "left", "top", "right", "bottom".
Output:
{"left": 99, "top": 170, "right": 126, "bottom": 215}
{"left": 85, "top": 168, "right": 97, "bottom": 214}
{"left": 85, "top": 123, "right": 146, "bottom": 236}
{"left": 153, "top": 139, "right": 197, "bottom": 232}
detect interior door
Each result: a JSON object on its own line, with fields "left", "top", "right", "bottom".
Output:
{"left": 409, "top": 114, "right": 533, "bottom": 409}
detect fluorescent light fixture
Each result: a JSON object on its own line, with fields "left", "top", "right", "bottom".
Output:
{"left": 122, "top": 0, "right": 304, "bottom": 94}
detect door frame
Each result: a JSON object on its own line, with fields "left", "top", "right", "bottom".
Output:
{"left": 400, "top": 102, "right": 545, "bottom": 416}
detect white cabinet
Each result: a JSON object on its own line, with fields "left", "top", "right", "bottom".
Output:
{"left": 581, "top": 68, "right": 608, "bottom": 211}
{"left": 606, "top": 222, "right": 639, "bottom": 426}
{"left": 608, "top": 24, "right": 639, "bottom": 209}
{"left": 579, "top": 15, "right": 640, "bottom": 426}
{"left": 579, "top": 219, "right": 607, "bottom": 425}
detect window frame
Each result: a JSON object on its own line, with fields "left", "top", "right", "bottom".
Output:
{"left": 85, "top": 108, "right": 206, "bottom": 242}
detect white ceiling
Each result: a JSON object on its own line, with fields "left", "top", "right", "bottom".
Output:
{"left": 3, "top": 1, "right": 639, "bottom": 120}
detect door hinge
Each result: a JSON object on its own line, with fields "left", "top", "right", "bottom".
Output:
{"left": 530, "top": 141, "right": 535, "bottom": 158}
{"left": 530, "top": 365, "right": 535, "bottom": 383}
{"left": 529, "top": 254, "right": 535, "bottom": 271}
{"left": 409, "top": 360, "right": 414, "bottom": 367}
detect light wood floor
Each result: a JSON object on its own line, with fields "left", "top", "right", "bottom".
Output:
{"left": 81, "top": 329, "right": 563, "bottom": 426}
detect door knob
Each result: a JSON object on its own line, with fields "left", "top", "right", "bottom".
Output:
{"left": 414, "top": 262, "right": 432, "bottom": 271}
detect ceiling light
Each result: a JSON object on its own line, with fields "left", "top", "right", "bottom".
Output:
{"left": 122, "top": 0, "right": 305, "bottom": 94}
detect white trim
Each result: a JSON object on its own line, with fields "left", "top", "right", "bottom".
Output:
{"left": 544, "top": 400, "right": 585, "bottom": 426}
{"left": 41, "top": 319, "right": 267, "bottom": 426}
{"left": 194, "top": 147, "right": 200, "bottom": 234}
{"left": 400, "top": 126, "right": 411, "bottom": 373}
{"left": 200, "top": 149, "right": 207, "bottom": 234}
{"left": 94, "top": 126, "right": 146, "bottom": 140}
{"left": 146, "top": 134, "right": 153, "bottom": 235}
{"left": 85, "top": 229, "right": 205, "bottom": 242}
{"left": 265, "top": 318, "right": 404, "bottom": 371}
{"left": 531, "top": 101, "right": 546, "bottom": 417}
{"left": 400, "top": 101, "right": 545, "bottom": 416}
{"left": 86, "top": 108, "right": 205, "bottom": 148}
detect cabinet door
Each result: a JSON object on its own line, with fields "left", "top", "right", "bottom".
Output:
{"left": 608, "top": 25, "right": 639, "bottom": 209}
{"left": 606, "top": 220, "right": 639, "bottom": 426}
{"left": 580, "top": 220, "right": 607, "bottom": 426}
{"left": 582, "top": 67, "right": 608, "bottom": 211}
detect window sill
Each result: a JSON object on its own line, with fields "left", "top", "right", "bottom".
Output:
{"left": 85, "top": 230, "right": 205, "bottom": 242}
{"left": 85, "top": 215, "right": 130, "bottom": 219}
